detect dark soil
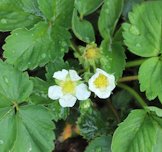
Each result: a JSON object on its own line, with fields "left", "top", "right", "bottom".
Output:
{"left": 54, "top": 137, "right": 87, "bottom": 152}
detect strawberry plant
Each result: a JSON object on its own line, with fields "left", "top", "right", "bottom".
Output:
{"left": 0, "top": 0, "right": 162, "bottom": 152}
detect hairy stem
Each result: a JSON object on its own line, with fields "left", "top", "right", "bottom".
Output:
{"left": 117, "top": 83, "right": 147, "bottom": 108}
{"left": 126, "top": 59, "right": 146, "bottom": 68}
{"left": 118, "top": 75, "right": 138, "bottom": 82}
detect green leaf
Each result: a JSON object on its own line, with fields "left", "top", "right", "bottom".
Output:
{"left": 0, "top": 61, "right": 55, "bottom": 151}
{"left": 112, "top": 109, "right": 157, "bottom": 152}
{"left": 150, "top": 107, "right": 162, "bottom": 152}
{"left": 18, "top": 0, "right": 43, "bottom": 17}
{"left": 48, "top": 102, "right": 69, "bottom": 121}
{"left": 29, "top": 77, "right": 52, "bottom": 104}
{"left": 0, "top": 0, "right": 41, "bottom": 31}
{"left": 72, "top": 9, "right": 95, "bottom": 43}
{"left": 123, "top": 1, "right": 162, "bottom": 57}
{"left": 100, "top": 40, "right": 126, "bottom": 80}
{"left": 38, "top": 0, "right": 74, "bottom": 27}
{"left": 85, "top": 135, "right": 112, "bottom": 152}
{"left": 147, "top": 106, "right": 162, "bottom": 117}
{"left": 113, "top": 27, "right": 124, "bottom": 44}
{"left": 153, "top": 129, "right": 162, "bottom": 152}
{"left": 0, "top": 105, "right": 55, "bottom": 152}
{"left": 98, "top": 0, "right": 123, "bottom": 38}
{"left": 139, "top": 57, "right": 162, "bottom": 102}
{"left": 122, "top": 0, "right": 144, "bottom": 20}
{"left": 0, "top": 61, "right": 33, "bottom": 105}
{"left": 75, "top": 0, "right": 103, "bottom": 16}
{"left": 45, "top": 59, "right": 69, "bottom": 81}
{"left": 3, "top": 21, "right": 71, "bottom": 71}
{"left": 77, "top": 109, "right": 108, "bottom": 140}
{"left": 79, "top": 99, "right": 93, "bottom": 114}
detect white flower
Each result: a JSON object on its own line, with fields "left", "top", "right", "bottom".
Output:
{"left": 88, "top": 68, "right": 115, "bottom": 99}
{"left": 48, "top": 69, "right": 91, "bottom": 107}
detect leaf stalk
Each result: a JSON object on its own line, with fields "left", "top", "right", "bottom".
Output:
{"left": 117, "top": 83, "right": 148, "bottom": 108}
{"left": 126, "top": 59, "right": 146, "bottom": 68}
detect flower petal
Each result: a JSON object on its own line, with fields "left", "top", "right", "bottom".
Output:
{"left": 69, "top": 70, "right": 81, "bottom": 81}
{"left": 75, "top": 83, "right": 91, "bottom": 100}
{"left": 59, "top": 94, "right": 77, "bottom": 107}
{"left": 53, "top": 69, "right": 68, "bottom": 80}
{"left": 108, "top": 78, "right": 116, "bottom": 90}
{"left": 88, "top": 73, "right": 99, "bottom": 92}
{"left": 96, "top": 68, "right": 115, "bottom": 79}
{"left": 48, "top": 85, "right": 63, "bottom": 100}
{"left": 96, "top": 68, "right": 108, "bottom": 75}
{"left": 94, "top": 88, "right": 111, "bottom": 99}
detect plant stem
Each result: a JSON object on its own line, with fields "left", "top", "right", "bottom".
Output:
{"left": 107, "top": 101, "right": 120, "bottom": 123}
{"left": 126, "top": 59, "right": 146, "bottom": 68}
{"left": 70, "top": 40, "right": 82, "bottom": 55}
{"left": 118, "top": 75, "right": 138, "bottom": 82}
{"left": 117, "top": 83, "right": 147, "bottom": 108}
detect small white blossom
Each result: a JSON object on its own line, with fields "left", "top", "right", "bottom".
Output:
{"left": 88, "top": 68, "right": 115, "bottom": 99}
{"left": 48, "top": 69, "right": 91, "bottom": 107}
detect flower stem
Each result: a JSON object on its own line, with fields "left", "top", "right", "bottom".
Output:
{"left": 118, "top": 75, "right": 138, "bottom": 82}
{"left": 126, "top": 59, "right": 146, "bottom": 68}
{"left": 117, "top": 83, "right": 147, "bottom": 108}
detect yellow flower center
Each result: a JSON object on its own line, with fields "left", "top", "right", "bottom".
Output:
{"left": 94, "top": 74, "right": 109, "bottom": 88}
{"left": 62, "top": 80, "right": 76, "bottom": 94}
{"left": 85, "top": 47, "right": 97, "bottom": 59}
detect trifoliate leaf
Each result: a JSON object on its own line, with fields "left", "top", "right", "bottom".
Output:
{"left": 3, "top": 21, "right": 71, "bottom": 71}
{"left": 123, "top": 1, "right": 162, "bottom": 57}
{"left": 0, "top": 105, "right": 55, "bottom": 152}
{"left": 75, "top": 0, "right": 103, "bottom": 16}
{"left": 72, "top": 9, "right": 95, "bottom": 43}
{"left": 98, "top": 0, "right": 123, "bottom": 38}
{"left": 38, "top": 0, "right": 74, "bottom": 28}
{"left": 85, "top": 135, "right": 112, "bottom": 152}
{"left": 77, "top": 109, "right": 108, "bottom": 140}
{"left": 112, "top": 109, "right": 162, "bottom": 152}
{"left": 0, "top": 61, "right": 33, "bottom": 105}
{"left": 0, "top": 61, "right": 55, "bottom": 151}
{"left": 0, "top": 0, "right": 41, "bottom": 31}
{"left": 139, "top": 57, "right": 162, "bottom": 102}
{"left": 100, "top": 40, "right": 126, "bottom": 80}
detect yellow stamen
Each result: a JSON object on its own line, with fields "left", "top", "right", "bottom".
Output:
{"left": 62, "top": 80, "right": 76, "bottom": 94}
{"left": 85, "top": 47, "right": 98, "bottom": 59}
{"left": 94, "top": 74, "right": 108, "bottom": 88}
